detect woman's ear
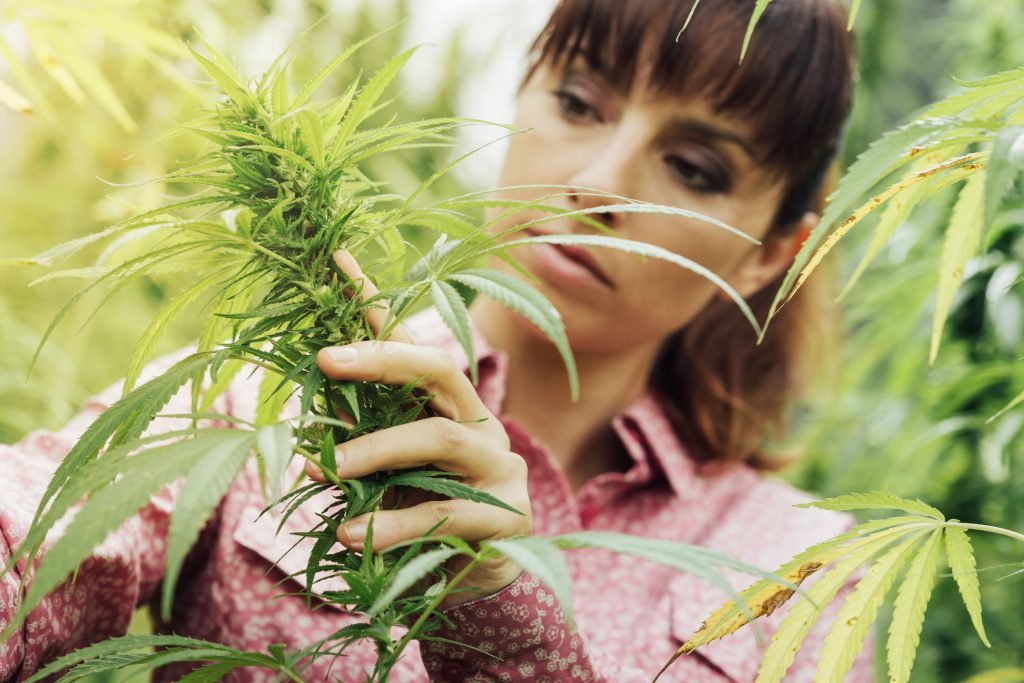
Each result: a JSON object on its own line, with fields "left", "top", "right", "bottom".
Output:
{"left": 720, "top": 211, "right": 819, "bottom": 300}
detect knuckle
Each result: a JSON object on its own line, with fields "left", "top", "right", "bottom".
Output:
{"left": 428, "top": 348, "right": 461, "bottom": 379}
{"left": 429, "top": 501, "right": 455, "bottom": 529}
{"left": 503, "top": 451, "right": 529, "bottom": 480}
{"left": 510, "top": 489, "right": 533, "bottom": 526}
{"left": 487, "top": 421, "right": 512, "bottom": 451}
{"left": 367, "top": 340, "right": 392, "bottom": 363}
{"left": 430, "top": 418, "right": 467, "bottom": 452}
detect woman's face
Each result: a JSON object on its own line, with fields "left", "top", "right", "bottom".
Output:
{"left": 488, "top": 60, "right": 803, "bottom": 354}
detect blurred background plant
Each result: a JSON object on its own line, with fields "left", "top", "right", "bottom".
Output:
{"left": 0, "top": 0, "right": 1021, "bottom": 681}
{"left": 784, "top": 0, "right": 1024, "bottom": 680}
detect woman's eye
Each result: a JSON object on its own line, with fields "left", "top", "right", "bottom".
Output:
{"left": 665, "top": 155, "right": 728, "bottom": 194}
{"left": 554, "top": 89, "right": 600, "bottom": 123}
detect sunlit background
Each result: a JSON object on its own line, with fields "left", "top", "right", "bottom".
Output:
{"left": 1, "top": 1, "right": 1021, "bottom": 681}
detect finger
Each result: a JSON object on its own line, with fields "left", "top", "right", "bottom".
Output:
{"left": 316, "top": 342, "right": 498, "bottom": 429}
{"left": 337, "top": 496, "right": 527, "bottom": 551}
{"left": 326, "top": 417, "right": 511, "bottom": 480}
{"left": 304, "top": 458, "right": 325, "bottom": 482}
{"left": 334, "top": 249, "right": 414, "bottom": 344}
{"left": 333, "top": 405, "right": 356, "bottom": 425}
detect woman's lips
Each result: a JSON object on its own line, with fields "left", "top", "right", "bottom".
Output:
{"left": 522, "top": 230, "right": 614, "bottom": 289}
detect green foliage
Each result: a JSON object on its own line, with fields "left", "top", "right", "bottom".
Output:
{"left": 161, "top": 431, "right": 255, "bottom": 618}
{"left": 23, "top": 634, "right": 295, "bottom": 683}
{"left": 671, "top": 495, "right": 1023, "bottom": 683}
{"left": 945, "top": 526, "right": 992, "bottom": 648}
{"left": 772, "top": 66, "right": 1024, "bottom": 366}
{"left": 887, "top": 531, "right": 942, "bottom": 683}
{"left": 2, "top": 2, "right": 1023, "bottom": 682}
{"left": 774, "top": 3, "right": 1024, "bottom": 679}
{"left": 1, "top": 28, "right": 769, "bottom": 682}
{"left": 680, "top": 9, "right": 1024, "bottom": 681}
{"left": 740, "top": 0, "right": 865, "bottom": 59}
{"left": 0, "top": 0, "right": 194, "bottom": 129}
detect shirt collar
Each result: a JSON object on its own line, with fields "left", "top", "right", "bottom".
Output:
{"left": 615, "top": 391, "right": 707, "bottom": 502}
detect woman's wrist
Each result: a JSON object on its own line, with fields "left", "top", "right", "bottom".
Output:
{"left": 439, "top": 556, "right": 525, "bottom": 610}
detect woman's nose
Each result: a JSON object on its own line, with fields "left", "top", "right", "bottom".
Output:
{"left": 566, "top": 136, "right": 643, "bottom": 230}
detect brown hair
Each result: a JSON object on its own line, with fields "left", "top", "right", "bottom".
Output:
{"left": 530, "top": 0, "right": 855, "bottom": 469}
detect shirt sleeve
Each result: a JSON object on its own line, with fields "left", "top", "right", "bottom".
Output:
{"left": 418, "top": 571, "right": 717, "bottom": 683}
{"left": 0, "top": 350, "right": 225, "bottom": 681}
{"left": 419, "top": 568, "right": 875, "bottom": 683}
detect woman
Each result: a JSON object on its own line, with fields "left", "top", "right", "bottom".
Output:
{"left": 0, "top": 0, "right": 870, "bottom": 680}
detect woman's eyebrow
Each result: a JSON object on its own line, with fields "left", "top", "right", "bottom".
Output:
{"left": 664, "top": 117, "right": 757, "bottom": 160}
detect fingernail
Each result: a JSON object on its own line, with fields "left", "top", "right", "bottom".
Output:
{"left": 334, "top": 249, "right": 359, "bottom": 274}
{"left": 326, "top": 346, "right": 357, "bottom": 364}
{"left": 342, "top": 519, "right": 368, "bottom": 542}
{"left": 304, "top": 459, "right": 324, "bottom": 481}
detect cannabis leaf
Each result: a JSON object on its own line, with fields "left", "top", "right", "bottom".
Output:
{"left": 660, "top": 494, "right": 1016, "bottom": 683}
{"left": 766, "top": 67, "right": 1024, "bottom": 367}
{"left": 945, "top": 526, "right": 991, "bottom": 648}
{"left": 24, "top": 634, "right": 286, "bottom": 683}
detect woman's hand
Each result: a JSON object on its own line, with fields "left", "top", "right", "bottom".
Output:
{"left": 305, "top": 249, "right": 532, "bottom": 608}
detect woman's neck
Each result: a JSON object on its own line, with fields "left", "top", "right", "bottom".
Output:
{"left": 470, "top": 297, "right": 660, "bottom": 492}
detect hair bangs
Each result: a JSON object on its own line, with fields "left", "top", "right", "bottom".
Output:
{"left": 531, "top": 0, "right": 853, "bottom": 195}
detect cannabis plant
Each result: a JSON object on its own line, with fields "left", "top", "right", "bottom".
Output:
{"left": 0, "top": 0, "right": 195, "bottom": 129}
{"left": 0, "top": 38, "right": 776, "bottom": 682}
{"left": 654, "top": 7, "right": 1024, "bottom": 683}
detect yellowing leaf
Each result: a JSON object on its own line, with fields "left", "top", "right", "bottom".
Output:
{"left": 679, "top": 519, "right": 923, "bottom": 656}
{"left": 931, "top": 169, "right": 987, "bottom": 364}
{"left": 925, "top": 66, "right": 1024, "bottom": 119}
{"left": 789, "top": 153, "right": 984, "bottom": 305}
{"left": 945, "top": 525, "right": 991, "bottom": 647}
{"left": 848, "top": 0, "right": 863, "bottom": 27}
{"left": 0, "top": 34, "right": 52, "bottom": 118}
{"left": 686, "top": 552, "right": 840, "bottom": 652}
{"left": 753, "top": 531, "right": 905, "bottom": 683}
{"left": 799, "top": 491, "right": 945, "bottom": 520}
{"left": 813, "top": 533, "right": 925, "bottom": 683}
{"left": 839, "top": 152, "right": 945, "bottom": 300}
{"left": 0, "top": 79, "right": 33, "bottom": 114}
{"left": 887, "top": 530, "right": 942, "bottom": 683}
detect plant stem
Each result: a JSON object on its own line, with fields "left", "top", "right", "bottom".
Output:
{"left": 375, "top": 554, "right": 484, "bottom": 681}
{"left": 294, "top": 445, "right": 344, "bottom": 489}
{"left": 276, "top": 665, "right": 305, "bottom": 683}
{"left": 247, "top": 238, "right": 304, "bottom": 272}
{"left": 945, "top": 521, "right": 1024, "bottom": 544}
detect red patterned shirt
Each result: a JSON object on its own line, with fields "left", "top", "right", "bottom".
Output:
{"left": 0, "top": 309, "right": 872, "bottom": 682}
